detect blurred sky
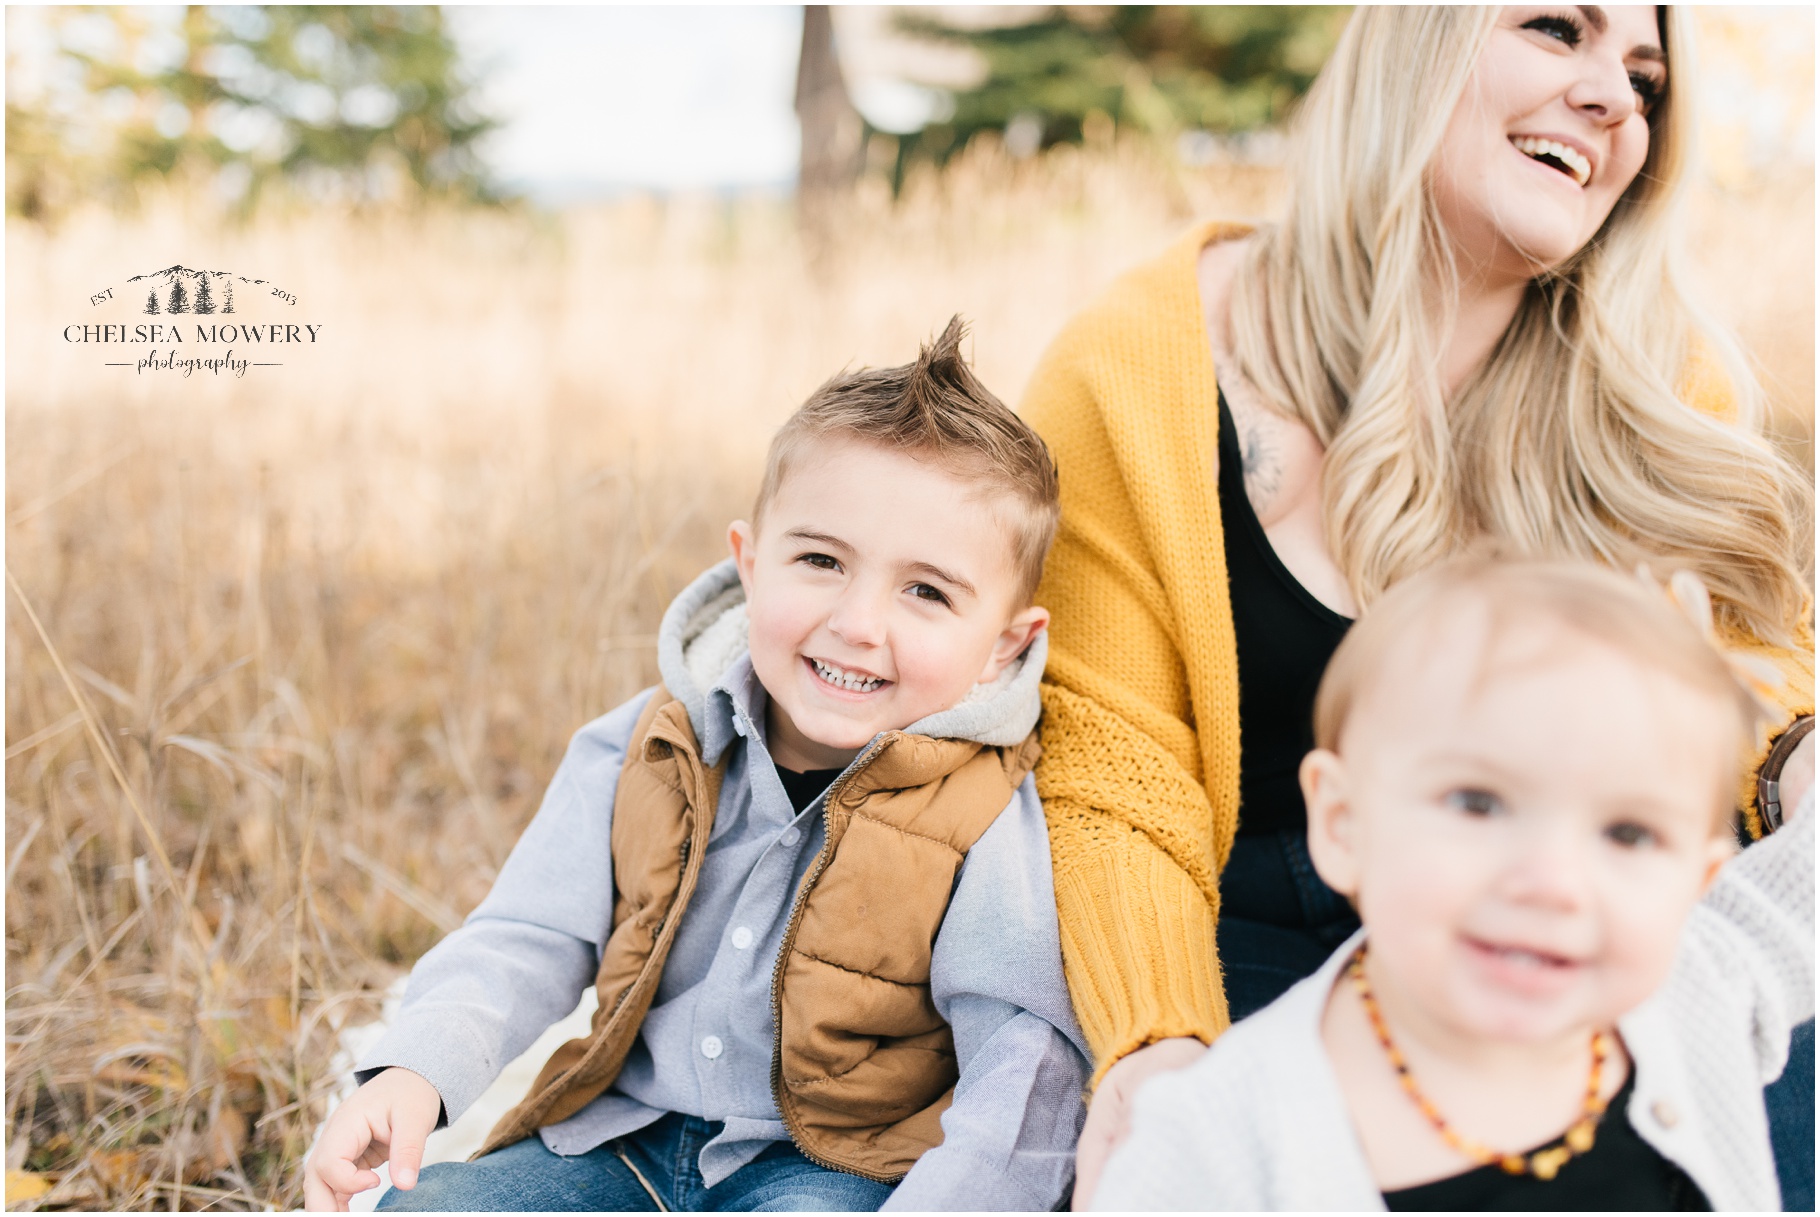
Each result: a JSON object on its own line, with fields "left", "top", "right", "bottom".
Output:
{"left": 447, "top": 7, "right": 807, "bottom": 200}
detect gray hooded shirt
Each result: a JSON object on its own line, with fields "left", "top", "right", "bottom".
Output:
{"left": 357, "top": 560, "right": 1091, "bottom": 1209}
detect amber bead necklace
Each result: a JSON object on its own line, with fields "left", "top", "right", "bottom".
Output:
{"left": 1346, "top": 944, "right": 1614, "bottom": 1181}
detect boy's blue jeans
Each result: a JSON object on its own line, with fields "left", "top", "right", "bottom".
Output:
{"left": 374, "top": 1112, "right": 894, "bottom": 1212}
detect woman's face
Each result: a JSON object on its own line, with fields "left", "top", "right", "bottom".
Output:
{"left": 1433, "top": 6, "right": 1667, "bottom": 282}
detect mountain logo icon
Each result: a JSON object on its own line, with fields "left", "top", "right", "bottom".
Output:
{"left": 127, "top": 266, "right": 273, "bottom": 316}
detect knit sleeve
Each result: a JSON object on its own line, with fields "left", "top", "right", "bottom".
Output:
{"left": 1022, "top": 300, "right": 1232, "bottom": 1086}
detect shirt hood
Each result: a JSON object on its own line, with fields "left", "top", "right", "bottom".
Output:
{"left": 656, "top": 558, "right": 1047, "bottom": 754}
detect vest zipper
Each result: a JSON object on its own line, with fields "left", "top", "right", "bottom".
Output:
{"left": 766, "top": 733, "right": 905, "bottom": 1184}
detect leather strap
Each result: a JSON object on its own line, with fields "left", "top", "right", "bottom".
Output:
{"left": 1757, "top": 715, "right": 1815, "bottom": 833}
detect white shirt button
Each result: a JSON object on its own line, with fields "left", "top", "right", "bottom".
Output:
{"left": 780, "top": 826, "right": 802, "bottom": 847}
{"left": 731, "top": 926, "right": 754, "bottom": 950}
{"left": 700, "top": 1035, "right": 723, "bottom": 1060}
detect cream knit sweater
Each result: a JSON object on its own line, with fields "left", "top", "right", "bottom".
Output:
{"left": 1022, "top": 222, "right": 1817, "bottom": 1083}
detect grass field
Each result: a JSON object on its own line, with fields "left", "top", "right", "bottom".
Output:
{"left": 5, "top": 138, "right": 1812, "bottom": 1209}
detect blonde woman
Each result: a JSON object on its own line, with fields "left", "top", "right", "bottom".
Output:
{"left": 1021, "top": 6, "right": 1815, "bottom": 1207}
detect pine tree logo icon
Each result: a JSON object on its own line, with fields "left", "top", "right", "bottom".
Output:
{"left": 130, "top": 266, "right": 263, "bottom": 315}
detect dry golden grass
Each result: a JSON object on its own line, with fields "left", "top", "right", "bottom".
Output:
{"left": 4, "top": 140, "right": 1812, "bottom": 1209}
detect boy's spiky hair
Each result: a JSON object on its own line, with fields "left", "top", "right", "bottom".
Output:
{"left": 753, "top": 316, "right": 1061, "bottom": 606}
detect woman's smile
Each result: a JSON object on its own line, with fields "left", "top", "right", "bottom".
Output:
{"left": 1508, "top": 133, "right": 1594, "bottom": 186}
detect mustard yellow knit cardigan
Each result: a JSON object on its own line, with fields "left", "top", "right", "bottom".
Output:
{"left": 1022, "top": 221, "right": 1816, "bottom": 1084}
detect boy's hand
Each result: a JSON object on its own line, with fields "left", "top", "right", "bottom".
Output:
{"left": 1071, "top": 1037, "right": 1206, "bottom": 1210}
{"left": 303, "top": 1067, "right": 441, "bottom": 1212}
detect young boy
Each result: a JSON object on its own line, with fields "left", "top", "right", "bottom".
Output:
{"left": 1092, "top": 558, "right": 1813, "bottom": 1211}
{"left": 304, "top": 318, "right": 1090, "bottom": 1212}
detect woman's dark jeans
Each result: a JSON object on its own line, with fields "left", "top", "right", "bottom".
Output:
{"left": 1217, "top": 827, "right": 1813, "bottom": 1209}
{"left": 1217, "top": 829, "right": 1360, "bottom": 1021}
{"left": 1766, "top": 1022, "right": 1814, "bottom": 1210}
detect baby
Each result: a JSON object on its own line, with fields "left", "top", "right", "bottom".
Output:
{"left": 304, "top": 318, "right": 1090, "bottom": 1212}
{"left": 1093, "top": 557, "right": 1811, "bottom": 1210}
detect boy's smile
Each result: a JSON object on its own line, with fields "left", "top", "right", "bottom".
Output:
{"left": 728, "top": 437, "right": 1048, "bottom": 773}
{"left": 807, "top": 657, "right": 887, "bottom": 694}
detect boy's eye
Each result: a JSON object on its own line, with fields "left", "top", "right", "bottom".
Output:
{"left": 908, "top": 582, "right": 950, "bottom": 607}
{"left": 1523, "top": 12, "right": 1583, "bottom": 47}
{"left": 1445, "top": 788, "right": 1503, "bottom": 817}
{"left": 798, "top": 552, "right": 841, "bottom": 572}
{"left": 1604, "top": 821, "right": 1659, "bottom": 849}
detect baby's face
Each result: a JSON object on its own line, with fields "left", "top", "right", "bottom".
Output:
{"left": 729, "top": 438, "right": 1045, "bottom": 772}
{"left": 1304, "top": 618, "right": 1737, "bottom": 1045}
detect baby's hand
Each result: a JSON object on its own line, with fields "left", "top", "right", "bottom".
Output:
{"left": 303, "top": 1067, "right": 441, "bottom": 1212}
{"left": 1072, "top": 1037, "right": 1207, "bottom": 1210}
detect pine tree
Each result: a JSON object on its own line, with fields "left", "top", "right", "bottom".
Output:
{"left": 145, "top": 290, "right": 160, "bottom": 315}
{"left": 167, "top": 280, "right": 189, "bottom": 313}
{"left": 222, "top": 279, "right": 235, "bottom": 314}
{"left": 194, "top": 275, "right": 215, "bottom": 314}
{"left": 895, "top": 7, "right": 1348, "bottom": 164}
{"left": 16, "top": 7, "right": 499, "bottom": 214}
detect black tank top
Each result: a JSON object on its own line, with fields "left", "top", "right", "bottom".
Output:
{"left": 1382, "top": 1072, "right": 1710, "bottom": 1210}
{"left": 1217, "top": 390, "right": 1353, "bottom": 836}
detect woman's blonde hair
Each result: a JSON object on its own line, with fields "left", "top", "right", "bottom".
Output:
{"left": 1227, "top": 6, "right": 1812, "bottom": 648}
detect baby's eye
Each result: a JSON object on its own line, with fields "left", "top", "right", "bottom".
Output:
{"left": 1605, "top": 821, "right": 1659, "bottom": 849}
{"left": 798, "top": 552, "right": 840, "bottom": 572}
{"left": 1445, "top": 788, "right": 1502, "bottom": 817}
{"left": 908, "top": 582, "right": 950, "bottom": 607}
{"left": 1522, "top": 13, "right": 1583, "bottom": 47}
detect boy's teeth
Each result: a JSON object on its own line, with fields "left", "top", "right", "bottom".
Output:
{"left": 811, "top": 658, "right": 883, "bottom": 692}
{"left": 1512, "top": 136, "right": 1591, "bottom": 187}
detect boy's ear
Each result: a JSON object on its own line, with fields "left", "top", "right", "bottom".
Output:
{"left": 728, "top": 520, "right": 758, "bottom": 593}
{"left": 1301, "top": 748, "right": 1360, "bottom": 899}
{"left": 977, "top": 605, "right": 1049, "bottom": 684}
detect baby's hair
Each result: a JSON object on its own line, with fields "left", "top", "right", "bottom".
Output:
{"left": 1314, "top": 557, "right": 1769, "bottom": 815}
{"left": 753, "top": 316, "right": 1060, "bottom": 606}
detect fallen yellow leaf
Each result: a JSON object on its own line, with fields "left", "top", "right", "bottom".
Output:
{"left": 6, "top": 1169, "right": 52, "bottom": 1203}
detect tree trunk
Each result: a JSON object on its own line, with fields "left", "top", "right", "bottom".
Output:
{"left": 794, "top": 6, "right": 863, "bottom": 257}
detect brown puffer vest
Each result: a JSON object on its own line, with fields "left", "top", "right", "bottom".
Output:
{"left": 478, "top": 685, "right": 1041, "bottom": 1182}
